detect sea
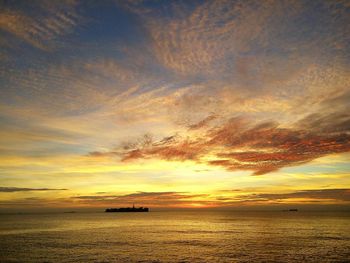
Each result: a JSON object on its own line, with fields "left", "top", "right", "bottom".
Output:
{"left": 0, "top": 210, "right": 349, "bottom": 262}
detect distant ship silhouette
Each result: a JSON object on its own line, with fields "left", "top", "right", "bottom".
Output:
{"left": 105, "top": 204, "right": 149, "bottom": 212}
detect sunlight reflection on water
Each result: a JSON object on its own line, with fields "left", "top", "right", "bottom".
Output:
{"left": 1, "top": 211, "right": 350, "bottom": 262}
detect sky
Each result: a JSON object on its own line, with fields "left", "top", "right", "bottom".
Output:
{"left": 0, "top": 0, "right": 350, "bottom": 211}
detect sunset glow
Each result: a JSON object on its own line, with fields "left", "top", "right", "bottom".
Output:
{"left": 1, "top": 0, "right": 349, "bottom": 211}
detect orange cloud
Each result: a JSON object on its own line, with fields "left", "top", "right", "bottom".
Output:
{"left": 110, "top": 115, "right": 350, "bottom": 175}
{"left": 188, "top": 114, "right": 217, "bottom": 130}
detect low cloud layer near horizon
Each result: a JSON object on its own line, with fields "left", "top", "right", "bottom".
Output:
{"left": 0, "top": 187, "right": 68, "bottom": 192}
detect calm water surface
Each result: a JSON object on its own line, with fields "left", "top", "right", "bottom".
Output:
{"left": 0, "top": 210, "right": 349, "bottom": 262}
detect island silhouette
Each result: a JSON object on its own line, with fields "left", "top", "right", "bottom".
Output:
{"left": 105, "top": 204, "right": 149, "bottom": 212}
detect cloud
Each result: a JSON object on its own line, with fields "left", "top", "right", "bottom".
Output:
{"left": 207, "top": 118, "right": 350, "bottom": 174}
{"left": 120, "top": 135, "right": 205, "bottom": 162}
{"left": 143, "top": 0, "right": 303, "bottom": 77}
{"left": 136, "top": 0, "right": 349, "bottom": 93}
{"left": 72, "top": 189, "right": 350, "bottom": 207}
{"left": 120, "top": 0, "right": 350, "bottom": 127}
{"left": 1, "top": 0, "right": 349, "bottom": 208}
{"left": 296, "top": 91, "right": 350, "bottom": 134}
{"left": 88, "top": 151, "right": 120, "bottom": 158}
{"left": 0, "top": 1, "right": 80, "bottom": 50}
{"left": 116, "top": 116, "right": 350, "bottom": 175}
{"left": 0, "top": 187, "right": 68, "bottom": 192}
{"left": 241, "top": 189, "right": 350, "bottom": 202}
{"left": 188, "top": 114, "right": 217, "bottom": 130}
{"left": 72, "top": 191, "right": 211, "bottom": 207}
{"left": 73, "top": 191, "right": 186, "bottom": 200}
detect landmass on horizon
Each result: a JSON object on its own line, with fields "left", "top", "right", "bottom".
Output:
{"left": 105, "top": 205, "right": 149, "bottom": 212}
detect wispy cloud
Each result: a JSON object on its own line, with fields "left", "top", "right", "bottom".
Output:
{"left": 143, "top": 1, "right": 299, "bottom": 76}
{"left": 0, "top": 187, "right": 68, "bottom": 192}
{"left": 0, "top": 1, "right": 80, "bottom": 50}
{"left": 188, "top": 114, "right": 217, "bottom": 130}
{"left": 240, "top": 189, "right": 350, "bottom": 202}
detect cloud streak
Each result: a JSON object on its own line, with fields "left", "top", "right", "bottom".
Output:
{"left": 0, "top": 187, "right": 68, "bottom": 192}
{"left": 240, "top": 189, "right": 350, "bottom": 202}
{"left": 72, "top": 191, "right": 211, "bottom": 207}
